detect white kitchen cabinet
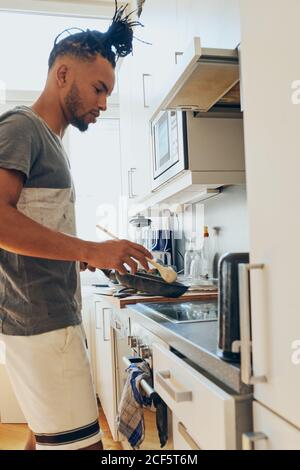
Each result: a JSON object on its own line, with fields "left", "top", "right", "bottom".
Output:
{"left": 176, "top": 0, "right": 240, "bottom": 51}
{"left": 118, "top": 0, "right": 178, "bottom": 207}
{"left": 81, "top": 287, "right": 98, "bottom": 386}
{"left": 119, "top": 62, "right": 151, "bottom": 207}
{"left": 153, "top": 343, "right": 237, "bottom": 450}
{"left": 239, "top": 0, "right": 300, "bottom": 435}
{"left": 118, "top": 53, "right": 134, "bottom": 205}
{"left": 172, "top": 415, "right": 201, "bottom": 450}
{"left": 119, "top": 0, "right": 243, "bottom": 213}
{"left": 141, "top": 0, "right": 179, "bottom": 109}
{"left": 118, "top": 5, "right": 154, "bottom": 205}
{"left": 243, "top": 402, "right": 300, "bottom": 450}
{"left": 94, "top": 299, "right": 118, "bottom": 440}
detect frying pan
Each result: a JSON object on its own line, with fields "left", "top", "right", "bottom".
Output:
{"left": 101, "top": 269, "right": 189, "bottom": 298}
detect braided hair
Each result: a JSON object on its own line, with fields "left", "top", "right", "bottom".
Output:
{"left": 48, "top": 1, "right": 142, "bottom": 70}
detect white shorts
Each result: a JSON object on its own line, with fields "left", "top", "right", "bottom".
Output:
{"left": 0, "top": 324, "right": 102, "bottom": 450}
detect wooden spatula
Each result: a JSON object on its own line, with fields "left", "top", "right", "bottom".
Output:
{"left": 96, "top": 224, "right": 177, "bottom": 284}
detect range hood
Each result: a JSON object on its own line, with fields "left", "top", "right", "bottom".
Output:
{"left": 155, "top": 37, "right": 241, "bottom": 116}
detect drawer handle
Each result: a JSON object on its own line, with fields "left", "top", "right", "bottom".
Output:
{"left": 94, "top": 301, "right": 102, "bottom": 330}
{"left": 178, "top": 422, "right": 201, "bottom": 450}
{"left": 142, "top": 73, "right": 152, "bottom": 108}
{"left": 242, "top": 432, "right": 268, "bottom": 450}
{"left": 155, "top": 370, "right": 192, "bottom": 403}
{"left": 102, "top": 308, "right": 111, "bottom": 342}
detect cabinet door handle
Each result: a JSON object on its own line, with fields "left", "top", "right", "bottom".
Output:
{"left": 155, "top": 370, "right": 192, "bottom": 402}
{"left": 174, "top": 51, "right": 183, "bottom": 65}
{"left": 142, "top": 73, "right": 152, "bottom": 108}
{"left": 242, "top": 432, "right": 268, "bottom": 450}
{"left": 130, "top": 167, "right": 137, "bottom": 198}
{"left": 102, "top": 308, "right": 111, "bottom": 342}
{"left": 238, "top": 263, "right": 267, "bottom": 385}
{"left": 178, "top": 422, "right": 201, "bottom": 450}
{"left": 237, "top": 43, "right": 244, "bottom": 112}
{"left": 95, "top": 301, "right": 102, "bottom": 330}
{"left": 128, "top": 169, "right": 132, "bottom": 198}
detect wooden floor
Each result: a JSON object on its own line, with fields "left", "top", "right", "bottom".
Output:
{"left": 0, "top": 406, "right": 122, "bottom": 451}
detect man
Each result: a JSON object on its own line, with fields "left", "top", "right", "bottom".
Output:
{"left": 0, "top": 4, "right": 150, "bottom": 450}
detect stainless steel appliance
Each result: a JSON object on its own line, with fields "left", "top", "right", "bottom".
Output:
{"left": 150, "top": 109, "right": 244, "bottom": 190}
{"left": 218, "top": 252, "right": 249, "bottom": 362}
{"left": 151, "top": 110, "right": 186, "bottom": 190}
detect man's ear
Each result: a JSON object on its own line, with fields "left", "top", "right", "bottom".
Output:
{"left": 56, "top": 64, "right": 69, "bottom": 88}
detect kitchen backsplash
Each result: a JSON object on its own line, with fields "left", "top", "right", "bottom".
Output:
{"left": 175, "top": 185, "right": 249, "bottom": 273}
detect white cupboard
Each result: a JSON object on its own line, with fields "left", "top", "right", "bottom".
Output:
{"left": 172, "top": 415, "right": 201, "bottom": 450}
{"left": 153, "top": 343, "right": 237, "bottom": 450}
{"left": 118, "top": 0, "right": 178, "bottom": 208}
{"left": 243, "top": 402, "right": 300, "bottom": 450}
{"left": 239, "top": 0, "right": 300, "bottom": 442}
{"left": 176, "top": 0, "right": 240, "bottom": 50}
{"left": 118, "top": 0, "right": 244, "bottom": 214}
{"left": 94, "top": 299, "right": 118, "bottom": 440}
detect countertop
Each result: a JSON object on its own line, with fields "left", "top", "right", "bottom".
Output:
{"left": 128, "top": 303, "right": 252, "bottom": 395}
{"left": 91, "top": 286, "right": 252, "bottom": 395}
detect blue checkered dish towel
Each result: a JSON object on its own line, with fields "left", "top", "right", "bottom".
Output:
{"left": 117, "top": 361, "right": 152, "bottom": 449}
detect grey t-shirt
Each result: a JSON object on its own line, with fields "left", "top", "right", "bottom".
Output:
{"left": 0, "top": 106, "right": 82, "bottom": 336}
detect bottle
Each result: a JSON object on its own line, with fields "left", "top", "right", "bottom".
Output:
{"left": 211, "top": 227, "right": 221, "bottom": 279}
{"left": 200, "top": 226, "right": 212, "bottom": 279}
{"left": 190, "top": 249, "right": 202, "bottom": 282}
{"left": 184, "top": 237, "right": 195, "bottom": 279}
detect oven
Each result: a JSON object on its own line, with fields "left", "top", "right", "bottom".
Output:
{"left": 111, "top": 309, "right": 173, "bottom": 450}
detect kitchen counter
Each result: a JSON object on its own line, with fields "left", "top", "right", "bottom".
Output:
{"left": 127, "top": 302, "right": 252, "bottom": 395}
{"left": 92, "top": 288, "right": 251, "bottom": 395}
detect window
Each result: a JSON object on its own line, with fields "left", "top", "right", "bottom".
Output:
{"left": 0, "top": 11, "right": 110, "bottom": 91}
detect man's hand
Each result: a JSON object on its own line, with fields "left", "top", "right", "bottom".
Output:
{"left": 80, "top": 262, "right": 96, "bottom": 272}
{"left": 84, "top": 239, "right": 152, "bottom": 275}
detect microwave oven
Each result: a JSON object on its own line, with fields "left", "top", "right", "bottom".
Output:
{"left": 150, "top": 109, "right": 245, "bottom": 191}
{"left": 151, "top": 110, "right": 187, "bottom": 190}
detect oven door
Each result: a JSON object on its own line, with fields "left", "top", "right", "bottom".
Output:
{"left": 117, "top": 355, "right": 173, "bottom": 450}
{"left": 151, "top": 110, "right": 186, "bottom": 189}
{"left": 113, "top": 322, "right": 173, "bottom": 450}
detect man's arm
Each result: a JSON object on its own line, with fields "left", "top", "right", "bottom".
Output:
{"left": 0, "top": 169, "right": 151, "bottom": 274}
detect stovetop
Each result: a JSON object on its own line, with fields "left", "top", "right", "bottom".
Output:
{"left": 139, "top": 300, "right": 218, "bottom": 323}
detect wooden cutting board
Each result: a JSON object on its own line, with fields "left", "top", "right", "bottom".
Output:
{"left": 96, "top": 290, "right": 218, "bottom": 309}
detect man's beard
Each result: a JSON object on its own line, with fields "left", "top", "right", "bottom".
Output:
{"left": 64, "top": 82, "right": 89, "bottom": 132}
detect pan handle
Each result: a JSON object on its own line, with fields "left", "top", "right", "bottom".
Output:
{"left": 100, "top": 269, "right": 118, "bottom": 283}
